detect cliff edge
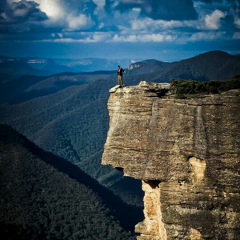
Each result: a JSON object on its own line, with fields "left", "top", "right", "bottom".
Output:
{"left": 101, "top": 82, "right": 240, "bottom": 239}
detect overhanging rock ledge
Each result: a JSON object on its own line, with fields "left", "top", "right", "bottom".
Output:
{"left": 101, "top": 82, "right": 240, "bottom": 240}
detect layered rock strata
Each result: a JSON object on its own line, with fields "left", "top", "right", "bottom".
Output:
{"left": 102, "top": 82, "right": 240, "bottom": 239}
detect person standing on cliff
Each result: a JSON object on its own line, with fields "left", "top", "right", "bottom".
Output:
{"left": 117, "top": 65, "right": 124, "bottom": 87}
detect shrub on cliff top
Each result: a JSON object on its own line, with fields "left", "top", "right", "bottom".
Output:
{"left": 170, "top": 75, "right": 240, "bottom": 98}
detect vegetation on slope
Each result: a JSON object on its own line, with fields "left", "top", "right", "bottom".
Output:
{"left": 0, "top": 124, "right": 142, "bottom": 240}
{"left": 0, "top": 75, "right": 145, "bottom": 207}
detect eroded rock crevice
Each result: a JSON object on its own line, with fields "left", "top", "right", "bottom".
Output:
{"left": 135, "top": 180, "right": 167, "bottom": 240}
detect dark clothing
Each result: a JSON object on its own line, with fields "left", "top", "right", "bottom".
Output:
{"left": 117, "top": 67, "right": 124, "bottom": 76}
{"left": 117, "top": 67, "right": 124, "bottom": 86}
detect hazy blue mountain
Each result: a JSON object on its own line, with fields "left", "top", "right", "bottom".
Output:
{"left": 0, "top": 58, "right": 43, "bottom": 80}
{"left": 39, "top": 58, "right": 74, "bottom": 75}
{"left": 55, "top": 58, "right": 132, "bottom": 72}
{"left": 0, "top": 56, "right": 133, "bottom": 77}
{"left": 1, "top": 51, "right": 239, "bottom": 82}
{"left": 126, "top": 51, "right": 240, "bottom": 82}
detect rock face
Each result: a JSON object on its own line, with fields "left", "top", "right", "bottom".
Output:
{"left": 101, "top": 82, "right": 240, "bottom": 239}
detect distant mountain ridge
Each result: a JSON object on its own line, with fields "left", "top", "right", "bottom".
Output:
{"left": 0, "top": 56, "right": 132, "bottom": 77}
{"left": 127, "top": 51, "right": 240, "bottom": 82}
{"left": 0, "top": 58, "right": 43, "bottom": 80}
{"left": 1, "top": 51, "right": 239, "bottom": 80}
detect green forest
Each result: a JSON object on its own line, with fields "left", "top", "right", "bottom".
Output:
{"left": 0, "top": 75, "right": 145, "bottom": 208}
{"left": 0, "top": 125, "right": 141, "bottom": 240}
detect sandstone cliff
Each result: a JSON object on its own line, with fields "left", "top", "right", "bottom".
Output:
{"left": 102, "top": 82, "right": 240, "bottom": 240}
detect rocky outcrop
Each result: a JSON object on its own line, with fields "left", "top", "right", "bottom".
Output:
{"left": 102, "top": 82, "right": 240, "bottom": 239}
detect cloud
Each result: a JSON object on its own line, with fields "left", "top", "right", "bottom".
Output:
{"left": 37, "top": 0, "right": 64, "bottom": 20}
{"left": 204, "top": 9, "right": 226, "bottom": 29}
{"left": 2, "top": 0, "right": 47, "bottom": 22}
{"left": 188, "top": 31, "right": 226, "bottom": 41}
{"left": 130, "top": 18, "right": 197, "bottom": 32}
{"left": 35, "top": 0, "right": 98, "bottom": 30}
{"left": 107, "top": 0, "right": 198, "bottom": 20}
{"left": 233, "top": 31, "right": 240, "bottom": 39}
{"left": 0, "top": 0, "right": 238, "bottom": 48}
{"left": 0, "top": 0, "right": 98, "bottom": 32}
{"left": 112, "top": 33, "right": 176, "bottom": 42}
{"left": 66, "top": 14, "right": 95, "bottom": 30}
{"left": 235, "top": 17, "right": 240, "bottom": 28}
{"left": 48, "top": 32, "right": 112, "bottom": 43}
{"left": 36, "top": 0, "right": 97, "bottom": 20}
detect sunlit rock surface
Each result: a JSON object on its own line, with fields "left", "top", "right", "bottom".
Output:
{"left": 102, "top": 82, "right": 240, "bottom": 239}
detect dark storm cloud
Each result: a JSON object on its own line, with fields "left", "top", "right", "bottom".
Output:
{"left": 70, "top": 0, "right": 97, "bottom": 16}
{"left": 64, "top": 0, "right": 98, "bottom": 27}
{"left": 141, "top": 0, "right": 198, "bottom": 20}
{"left": 8, "top": 0, "right": 48, "bottom": 21}
{"left": 0, "top": 0, "right": 47, "bottom": 22}
{"left": 110, "top": 0, "right": 198, "bottom": 20}
{"left": 0, "top": 0, "right": 98, "bottom": 34}
{"left": 0, "top": 0, "right": 48, "bottom": 34}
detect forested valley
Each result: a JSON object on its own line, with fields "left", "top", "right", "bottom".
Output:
{"left": 0, "top": 124, "right": 142, "bottom": 239}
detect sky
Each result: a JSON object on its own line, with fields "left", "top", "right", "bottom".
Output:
{"left": 0, "top": 0, "right": 240, "bottom": 62}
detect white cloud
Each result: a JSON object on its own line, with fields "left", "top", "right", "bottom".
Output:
{"left": 188, "top": 31, "right": 225, "bottom": 41}
{"left": 204, "top": 9, "right": 226, "bottom": 30}
{"left": 51, "top": 33, "right": 63, "bottom": 38}
{"left": 67, "top": 14, "right": 94, "bottom": 30}
{"left": 93, "top": 0, "right": 105, "bottom": 10}
{"left": 131, "top": 18, "right": 197, "bottom": 32}
{"left": 49, "top": 32, "right": 112, "bottom": 43}
{"left": 112, "top": 34, "right": 137, "bottom": 42}
{"left": 235, "top": 17, "right": 240, "bottom": 29}
{"left": 141, "top": 34, "right": 175, "bottom": 42}
{"left": 32, "top": 0, "right": 96, "bottom": 31}
{"left": 111, "top": 33, "right": 175, "bottom": 42}
{"left": 89, "top": 32, "right": 111, "bottom": 42}
{"left": 131, "top": 19, "right": 148, "bottom": 31}
{"left": 233, "top": 32, "right": 240, "bottom": 39}
{"left": 36, "top": 0, "right": 64, "bottom": 20}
